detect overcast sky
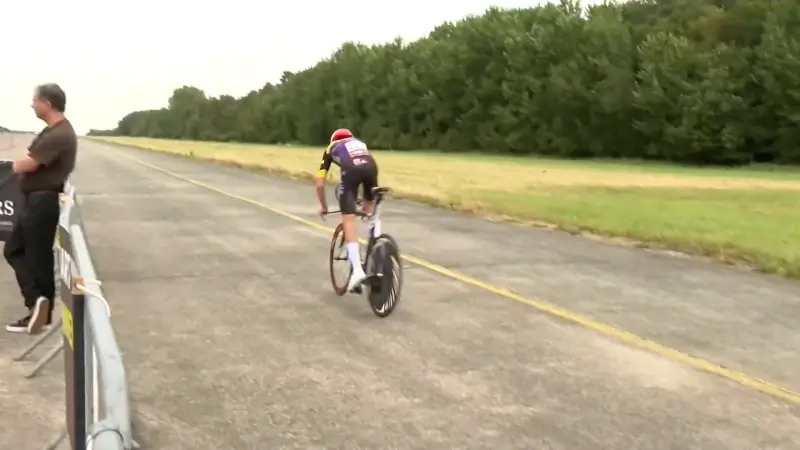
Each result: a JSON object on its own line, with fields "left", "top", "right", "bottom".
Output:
{"left": 0, "top": 0, "right": 574, "bottom": 135}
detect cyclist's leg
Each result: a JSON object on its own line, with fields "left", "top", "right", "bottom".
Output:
{"left": 339, "top": 170, "right": 366, "bottom": 290}
{"left": 361, "top": 163, "right": 379, "bottom": 238}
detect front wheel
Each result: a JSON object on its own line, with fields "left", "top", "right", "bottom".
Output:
{"left": 328, "top": 223, "right": 351, "bottom": 296}
{"left": 367, "top": 234, "right": 403, "bottom": 318}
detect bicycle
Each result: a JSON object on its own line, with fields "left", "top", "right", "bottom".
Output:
{"left": 321, "top": 186, "right": 403, "bottom": 318}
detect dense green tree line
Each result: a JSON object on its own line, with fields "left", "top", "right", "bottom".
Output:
{"left": 0, "top": 126, "right": 29, "bottom": 134}
{"left": 94, "top": 0, "right": 800, "bottom": 165}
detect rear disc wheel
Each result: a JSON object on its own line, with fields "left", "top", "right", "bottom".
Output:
{"left": 367, "top": 234, "right": 403, "bottom": 318}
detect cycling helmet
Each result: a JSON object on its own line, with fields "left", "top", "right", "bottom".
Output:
{"left": 330, "top": 128, "right": 353, "bottom": 143}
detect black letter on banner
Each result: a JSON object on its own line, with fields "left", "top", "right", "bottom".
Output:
{"left": 0, "top": 160, "right": 21, "bottom": 242}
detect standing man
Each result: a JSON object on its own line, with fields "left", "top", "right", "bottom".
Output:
{"left": 5, "top": 83, "right": 77, "bottom": 334}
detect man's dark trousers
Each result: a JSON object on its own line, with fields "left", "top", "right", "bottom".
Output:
{"left": 4, "top": 191, "right": 60, "bottom": 318}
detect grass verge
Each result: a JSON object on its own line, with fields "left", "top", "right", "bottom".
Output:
{"left": 89, "top": 136, "right": 800, "bottom": 278}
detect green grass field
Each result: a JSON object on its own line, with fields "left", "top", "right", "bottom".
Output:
{"left": 91, "top": 136, "right": 800, "bottom": 278}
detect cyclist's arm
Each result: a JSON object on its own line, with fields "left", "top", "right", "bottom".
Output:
{"left": 315, "top": 144, "right": 334, "bottom": 209}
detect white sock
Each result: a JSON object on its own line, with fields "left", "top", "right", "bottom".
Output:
{"left": 346, "top": 242, "right": 362, "bottom": 269}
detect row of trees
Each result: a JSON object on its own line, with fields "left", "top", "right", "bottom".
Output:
{"left": 93, "top": 0, "right": 800, "bottom": 165}
{"left": 0, "top": 128, "right": 33, "bottom": 134}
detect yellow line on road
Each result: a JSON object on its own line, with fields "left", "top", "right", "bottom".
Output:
{"left": 116, "top": 149, "right": 800, "bottom": 405}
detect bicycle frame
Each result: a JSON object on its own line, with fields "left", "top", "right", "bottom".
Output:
{"left": 323, "top": 187, "right": 402, "bottom": 316}
{"left": 323, "top": 191, "right": 385, "bottom": 275}
{"left": 361, "top": 196, "right": 384, "bottom": 275}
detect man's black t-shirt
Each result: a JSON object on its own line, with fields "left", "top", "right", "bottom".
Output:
{"left": 20, "top": 120, "right": 77, "bottom": 193}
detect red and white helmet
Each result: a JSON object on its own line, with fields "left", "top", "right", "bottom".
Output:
{"left": 330, "top": 128, "right": 353, "bottom": 143}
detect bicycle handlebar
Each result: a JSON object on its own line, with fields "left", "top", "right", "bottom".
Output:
{"left": 319, "top": 209, "right": 371, "bottom": 221}
{"left": 319, "top": 210, "right": 340, "bottom": 221}
{"left": 319, "top": 189, "right": 387, "bottom": 222}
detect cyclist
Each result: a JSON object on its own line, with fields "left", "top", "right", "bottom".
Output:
{"left": 316, "top": 128, "right": 380, "bottom": 293}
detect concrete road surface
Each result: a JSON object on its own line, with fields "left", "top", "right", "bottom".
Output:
{"left": 3, "top": 136, "right": 800, "bottom": 449}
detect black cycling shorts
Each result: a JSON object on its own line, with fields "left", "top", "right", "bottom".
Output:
{"left": 338, "top": 161, "right": 378, "bottom": 214}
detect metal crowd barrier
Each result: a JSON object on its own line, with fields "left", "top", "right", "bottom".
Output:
{"left": 13, "top": 183, "right": 136, "bottom": 450}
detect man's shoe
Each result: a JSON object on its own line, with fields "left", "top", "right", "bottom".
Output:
{"left": 28, "top": 297, "right": 53, "bottom": 335}
{"left": 6, "top": 315, "right": 32, "bottom": 333}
